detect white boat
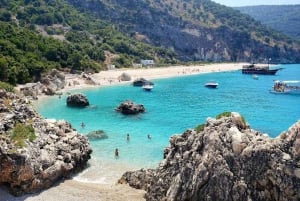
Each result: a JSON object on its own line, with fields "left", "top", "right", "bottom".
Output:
{"left": 142, "top": 84, "right": 153, "bottom": 91}
{"left": 204, "top": 81, "right": 218, "bottom": 89}
{"left": 270, "top": 80, "right": 300, "bottom": 94}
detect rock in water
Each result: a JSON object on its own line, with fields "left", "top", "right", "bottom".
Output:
{"left": 66, "top": 93, "right": 89, "bottom": 107}
{"left": 115, "top": 100, "right": 145, "bottom": 115}
{"left": 119, "top": 112, "right": 300, "bottom": 201}
{"left": 0, "top": 89, "right": 92, "bottom": 196}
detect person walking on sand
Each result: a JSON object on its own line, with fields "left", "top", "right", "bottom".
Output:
{"left": 115, "top": 148, "right": 119, "bottom": 158}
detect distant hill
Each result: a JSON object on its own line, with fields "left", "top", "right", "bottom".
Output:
{"left": 236, "top": 5, "right": 300, "bottom": 41}
{"left": 67, "top": 0, "right": 300, "bottom": 63}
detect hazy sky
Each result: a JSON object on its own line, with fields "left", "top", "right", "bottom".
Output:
{"left": 212, "top": 0, "right": 300, "bottom": 7}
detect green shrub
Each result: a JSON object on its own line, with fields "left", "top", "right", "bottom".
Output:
{"left": 216, "top": 111, "right": 231, "bottom": 119}
{"left": 10, "top": 123, "right": 36, "bottom": 148}
{"left": 216, "top": 112, "right": 247, "bottom": 124}
{"left": 195, "top": 124, "right": 205, "bottom": 132}
{"left": 0, "top": 81, "right": 14, "bottom": 92}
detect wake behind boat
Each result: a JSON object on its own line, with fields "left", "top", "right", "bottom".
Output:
{"left": 270, "top": 80, "right": 300, "bottom": 95}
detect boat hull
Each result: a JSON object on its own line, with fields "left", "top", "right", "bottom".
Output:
{"left": 142, "top": 85, "right": 153, "bottom": 91}
{"left": 242, "top": 68, "right": 280, "bottom": 75}
{"left": 204, "top": 83, "right": 218, "bottom": 88}
{"left": 270, "top": 89, "right": 300, "bottom": 95}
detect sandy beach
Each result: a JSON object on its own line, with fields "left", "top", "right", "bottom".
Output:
{"left": 61, "top": 63, "right": 246, "bottom": 92}
{"left": 2, "top": 63, "right": 246, "bottom": 201}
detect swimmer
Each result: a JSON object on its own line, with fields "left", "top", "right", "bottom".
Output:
{"left": 126, "top": 133, "right": 130, "bottom": 141}
{"left": 115, "top": 148, "right": 119, "bottom": 158}
{"left": 81, "top": 122, "right": 85, "bottom": 128}
{"left": 147, "top": 134, "right": 152, "bottom": 140}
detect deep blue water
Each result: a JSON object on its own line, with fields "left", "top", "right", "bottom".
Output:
{"left": 34, "top": 64, "right": 300, "bottom": 183}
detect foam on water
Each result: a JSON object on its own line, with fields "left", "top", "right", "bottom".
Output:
{"left": 34, "top": 64, "right": 300, "bottom": 183}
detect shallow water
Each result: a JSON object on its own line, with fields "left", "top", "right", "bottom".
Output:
{"left": 34, "top": 64, "right": 300, "bottom": 183}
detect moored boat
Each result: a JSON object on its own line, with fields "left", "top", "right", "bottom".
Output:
{"left": 242, "top": 64, "right": 282, "bottom": 75}
{"left": 133, "top": 78, "right": 154, "bottom": 86}
{"left": 270, "top": 80, "right": 300, "bottom": 94}
{"left": 142, "top": 84, "right": 153, "bottom": 91}
{"left": 204, "top": 81, "right": 219, "bottom": 89}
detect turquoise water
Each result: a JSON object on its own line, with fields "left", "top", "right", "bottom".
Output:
{"left": 34, "top": 64, "right": 300, "bottom": 183}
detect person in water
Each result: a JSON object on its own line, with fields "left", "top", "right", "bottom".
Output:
{"left": 81, "top": 122, "right": 85, "bottom": 128}
{"left": 126, "top": 133, "right": 130, "bottom": 141}
{"left": 115, "top": 148, "right": 119, "bottom": 158}
{"left": 147, "top": 134, "right": 152, "bottom": 140}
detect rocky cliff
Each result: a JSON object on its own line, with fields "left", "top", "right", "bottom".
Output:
{"left": 0, "top": 89, "right": 92, "bottom": 196}
{"left": 67, "top": 0, "right": 300, "bottom": 63}
{"left": 119, "top": 112, "right": 300, "bottom": 201}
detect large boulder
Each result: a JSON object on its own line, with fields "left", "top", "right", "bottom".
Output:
{"left": 119, "top": 112, "right": 300, "bottom": 201}
{"left": 0, "top": 90, "right": 92, "bottom": 196}
{"left": 66, "top": 93, "right": 89, "bottom": 107}
{"left": 118, "top": 73, "right": 132, "bottom": 81}
{"left": 115, "top": 100, "right": 145, "bottom": 115}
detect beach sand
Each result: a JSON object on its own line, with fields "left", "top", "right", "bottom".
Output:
{"left": 61, "top": 63, "right": 246, "bottom": 92}
{"left": 2, "top": 63, "right": 246, "bottom": 201}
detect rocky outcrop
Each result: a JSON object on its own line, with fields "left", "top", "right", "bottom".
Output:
{"left": 19, "top": 69, "right": 66, "bottom": 99}
{"left": 0, "top": 89, "right": 92, "bottom": 196}
{"left": 118, "top": 73, "right": 132, "bottom": 82}
{"left": 66, "top": 93, "right": 90, "bottom": 107}
{"left": 115, "top": 100, "right": 145, "bottom": 115}
{"left": 119, "top": 112, "right": 300, "bottom": 201}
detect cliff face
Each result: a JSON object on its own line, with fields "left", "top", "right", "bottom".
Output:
{"left": 0, "top": 89, "right": 92, "bottom": 196}
{"left": 67, "top": 0, "right": 300, "bottom": 63}
{"left": 120, "top": 112, "right": 300, "bottom": 201}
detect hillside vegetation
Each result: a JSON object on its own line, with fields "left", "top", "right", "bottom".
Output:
{"left": 1, "top": 0, "right": 300, "bottom": 85}
{"left": 0, "top": 0, "right": 176, "bottom": 85}
{"left": 67, "top": 0, "right": 300, "bottom": 62}
{"left": 236, "top": 5, "right": 300, "bottom": 41}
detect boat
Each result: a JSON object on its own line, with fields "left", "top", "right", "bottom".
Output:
{"left": 270, "top": 80, "right": 300, "bottom": 94}
{"left": 242, "top": 64, "right": 282, "bottom": 75}
{"left": 142, "top": 84, "right": 153, "bottom": 91}
{"left": 204, "top": 81, "right": 219, "bottom": 89}
{"left": 133, "top": 78, "right": 154, "bottom": 86}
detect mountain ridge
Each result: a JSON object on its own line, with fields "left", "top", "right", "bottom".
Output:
{"left": 236, "top": 5, "right": 300, "bottom": 41}
{"left": 67, "top": 0, "right": 300, "bottom": 62}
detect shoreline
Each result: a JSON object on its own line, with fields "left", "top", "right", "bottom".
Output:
{"left": 5, "top": 63, "right": 246, "bottom": 201}
{"left": 58, "top": 63, "right": 247, "bottom": 93}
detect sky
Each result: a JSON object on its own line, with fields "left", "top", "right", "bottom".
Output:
{"left": 212, "top": 0, "right": 300, "bottom": 7}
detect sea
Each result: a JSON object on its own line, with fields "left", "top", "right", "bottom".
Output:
{"left": 33, "top": 64, "right": 300, "bottom": 184}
